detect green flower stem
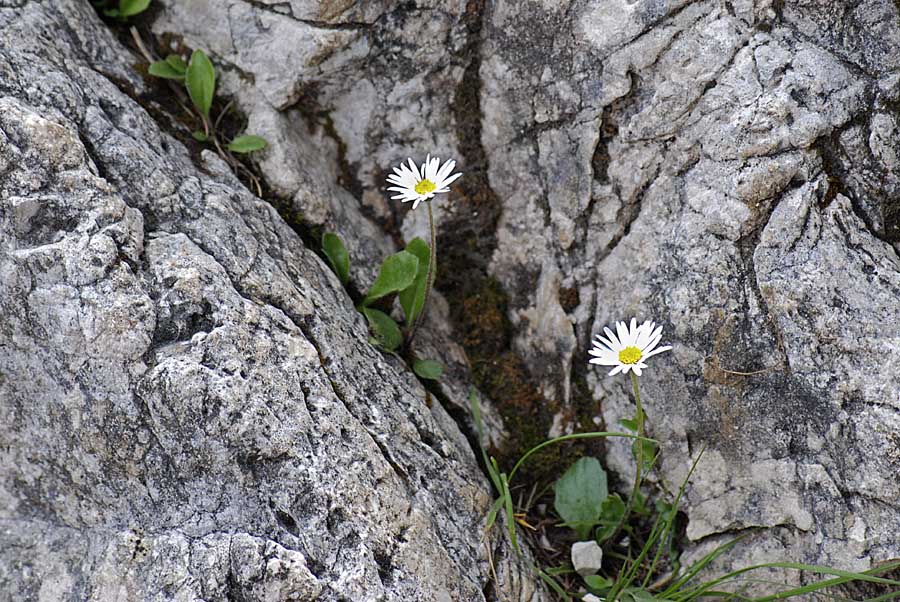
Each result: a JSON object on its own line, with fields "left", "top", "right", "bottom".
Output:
{"left": 632, "top": 370, "right": 645, "bottom": 445}
{"left": 406, "top": 200, "right": 436, "bottom": 347}
{"left": 507, "top": 431, "right": 652, "bottom": 484}
{"left": 605, "top": 372, "right": 646, "bottom": 600}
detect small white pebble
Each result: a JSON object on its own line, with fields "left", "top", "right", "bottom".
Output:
{"left": 571, "top": 540, "right": 604, "bottom": 576}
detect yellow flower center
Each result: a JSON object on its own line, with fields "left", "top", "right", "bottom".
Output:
{"left": 414, "top": 179, "right": 436, "bottom": 195}
{"left": 618, "top": 346, "right": 642, "bottom": 365}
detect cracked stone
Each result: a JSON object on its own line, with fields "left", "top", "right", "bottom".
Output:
{"left": 4, "top": 0, "right": 900, "bottom": 597}
{"left": 0, "top": 2, "right": 544, "bottom": 600}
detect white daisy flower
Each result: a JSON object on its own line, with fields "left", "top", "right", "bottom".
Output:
{"left": 589, "top": 318, "right": 672, "bottom": 377}
{"left": 386, "top": 154, "right": 462, "bottom": 210}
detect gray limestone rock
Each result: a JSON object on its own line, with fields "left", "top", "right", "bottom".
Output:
{"left": 481, "top": 0, "right": 900, "bottom": 579}
{"left": 149, "top": 0, "right": 900, "bottom": 588}
{"left": 5, "top": 0, "right": 900, "bottom": 597}
{"left": 0, "top": 2, "right": 542, "bottom": 601}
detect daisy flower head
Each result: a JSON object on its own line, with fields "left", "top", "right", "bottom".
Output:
{"left": 589, "top": 318, "right": 672, "bottom": 377}
{"left": 386, "top": 154, "right": 462, "bottom": 210}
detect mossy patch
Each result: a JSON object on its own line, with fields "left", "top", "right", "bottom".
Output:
{"left": 435, "top": 0, "right": 604, "bottom": 486}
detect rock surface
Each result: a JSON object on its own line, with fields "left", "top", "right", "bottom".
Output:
{"left": 0, "top": 3, "right": 542, "bottom": 601}
{"left": 149, "top": 0, "right": 900, "bottom": 587}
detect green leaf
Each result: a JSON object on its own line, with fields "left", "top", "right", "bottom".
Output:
{"left": 363, "top": 251, "right": 419, "bottom": 306}
{"left": 413, "top": 359, "right": 443, "bottom": 380}
{"left": 554, "top": 457, "right": 608, "bottom": 540}
{"left": 119, "top": 0, "right": 150, "bottom": 17}
{"left": 398, "top": 237, "right": 430, "bottom": 324}
{"left": 584, "top": 575, "right": 614, "bottom": 593}
{"left": 165, "top": 54, "right": 188, "bottom": 74}
{"left": 543, "top": 566, "right": 575, "bottom": 577}
{"left": 186, "top": 49, "right": 216, "bottom": 119}
{"left": 103, "top": 7, "right": 120, "bottom": 16}
{"left": 227, "top": 134, "right": 268, "bottom": 154}
{"left": 148, "top": 60, "right": 185, "bottom": 80}
{"left": 632, "top": 437, "right": 658, "bottom": 472}
{"left": 655, "top": 498, "right": 674, "bottom": 515}
{"left": 538, "top": 570, "right": 573, "bottom": 601}
{"left": 500, "top": 472, "right": 518, "bottom": 553}
{"left": 619, "top": 417, "right": 639, "bottom": 432}
{"left": 321, "top": 232, "right": 349, "bottom": 286}
{"left": 595, "top": 493, "right": 626, "bottom": 542}
{"left": 626, "top": 587, "right": 656, "bottom": 602}
{"left": 192, "top": 130, "right": 208, "bottom": 142}
{"left": 485, "top": 496, "right": 504, "bottom": 531}
{"left": 674, "top": 560, "right": 900, "bottom": 602}
{"left": 632, "top": 489, "right": 649, "bottom": 515}
{"left": 361, "top": 308, "right": 402, "bottom": 351}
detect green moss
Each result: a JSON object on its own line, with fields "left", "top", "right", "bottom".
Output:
{"left": 437, "top": 266, "right": 598, "bottom": 483}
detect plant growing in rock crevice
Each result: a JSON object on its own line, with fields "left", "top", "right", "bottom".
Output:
{"left": 478, "top": 318, "right": 900, "bottom": 601}
{"left": 385, "top": 155, "right": 462, "bottom": 345}
{"left": 93, "top": 0, "right": 151, "bottom": 20}
{"left": 320, "top": 155, "right": 462, "bottom": 381}
{"left": 127, "top": 36, "right": 268, "bottom": 195}
{"left": 148, "top": 49, "right": 266, "bottom": 158}
{"left": 93, "top": 10, "right": 269, "bottom": 196}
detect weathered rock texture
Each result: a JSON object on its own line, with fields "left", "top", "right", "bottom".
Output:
{"left": 0, "top": 2, "right": 543, "bottom": 601}
{"left": 149, "top": 0, "right": 900, "bottom": 589}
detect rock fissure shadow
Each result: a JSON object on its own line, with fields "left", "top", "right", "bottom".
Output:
{"left": 440, "top": 0, "right": 602, "bottom": 488}
{"left": 94, "top": 3, "right": 600, "bottom": 575}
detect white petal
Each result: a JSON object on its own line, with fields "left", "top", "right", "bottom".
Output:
{"left": 635, "top": 324, "right": 653, "bottom": 348}
{"left": 631, "top": 365, "right": 643, "bottom": 376}
{"left": 616, "top": 321, "right": 631, "bottom": 347}
{"left": 647, "top": 325, "right": 663, "bottom": 347}
{"left": 431, "top": 156, "right": 442, "bottom": 180}
{"left": 603, "top": 326, "right": 622, "bottom": 350}
{"left": 590, "top": 356, "right": 618, "bottom": 366}
{"left": 406, "top": 158, "right": 421, "bottom": 180}
{"left": 642, "top": 345, "right": 672, "bottom": 360}
{"left": 642, "top": 333, "right": 658, "bottom": 353}
{"left": 593, "top": 334, "right": 616, "bottom": 351}
{"left": 609, "top": 365, "right": 624, "bottom": 376}
{"left": 442, "top": 171, "right": 463, "bottom": 187}
{"left": 389, "top": 165, "right": 418, "bottom": 188}
{"left": 590, "top": 357, "right": 620, "bottom": 366}
{"left": 588, "top": 346, "right": 617, "bottom": 360}
{"left": 436, "top": 159, "right": 456, "bottom": 182}
{"left": 642, "top": 334, "right": 663, "bottom": 356}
